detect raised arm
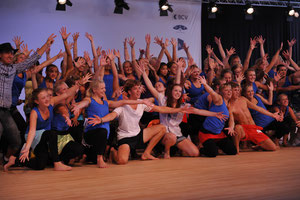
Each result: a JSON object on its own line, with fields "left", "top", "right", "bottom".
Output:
{"left": 128, "top": 37, "right": 142, "bottom": 79}
{"left": 59, "top": 27, "right": 74, "bottom": 75}
{"left": 214, "top": 37, "right": 226, "bottom": 60}
{"left": 243, "top": 37, "right": 257, "bottom": 72}
{"left": 170, "top": 38, "right": 177, "bottom": 61}
{"left": 72, "top": 32, "right": 79, "bottom": 59}
{"left": 145, "top": 34, "right": 151, "bottom": 59}
{"left": 123, "top": 38, "right": 130, "bottom": 61}
{"left": 107, "top": 49, "right": 120, "bottom": 93}
{"left": 199, "top": 76, "right": 222, "bottom": 105}
{"left": 256, "top": 82, "right": 273, "bottom": 105}
{"left": 287, "top": 38, "right": 296, "bottom": 59}
{"left": 27, "top": 50, "right": 64, "bottom": 79}
{"left": 52, "top": 73, "right": 92, "bottom": 105}
{"left": 265, "top": 42, "right": 283, "bottom": 73}
{"left": 136, "top": 60, "right": 159, "bottom": 99}
{"left": 85, "top": 32, "right": 99, "bottom": 73}
{"left": 256, "top": 35, "right": 266, "bottom": 58}
{"left": 12, "top": 36, "right": 24, "bottom": 51}
{"left": 282, "top": 50, "right": 300, "bottom": 71}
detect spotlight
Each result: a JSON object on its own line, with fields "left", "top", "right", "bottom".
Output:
{"left": 288, "top": 6, "right": 295, "bottom": 16}
{"left": 114, "top": 0, "right": 130, "bottom": 14}
{"left": 159, "top": 0, "right": 173, "bottom": 16}
{"left": 56, "top": 0, "right": 72, "bottom": 11}
{"left": 58, "top": 0, "right": 66, "bottom": 4}
{"left": 208, "top": 2, "right": 218, "bottom": 13}
{"left": 295, "top": 12, "right": 299, "bottom": 18}
{"left": 245, "top": 3, "right": 254, "bottom": 15}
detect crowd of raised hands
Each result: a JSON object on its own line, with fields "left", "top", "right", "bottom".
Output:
{"left": 3, "top": 26, "right": 300, "bottom": 172}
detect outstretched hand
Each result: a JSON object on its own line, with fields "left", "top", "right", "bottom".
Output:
{"left": 88, "top": 115, "right": 102, "bottom": 126}
{"left": 59, "top": 27, "right": 70, "bottom": 40}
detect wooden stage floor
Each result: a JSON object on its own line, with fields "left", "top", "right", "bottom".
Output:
{"left": 1, "top": 147, "right": 300, "bottom": 200}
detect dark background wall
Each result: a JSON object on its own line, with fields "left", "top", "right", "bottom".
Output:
{"left": 201, "top": 4, "right": 300, "bottom": 66}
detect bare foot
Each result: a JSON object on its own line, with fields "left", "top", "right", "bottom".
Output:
{"left": 98, "top": 160, "right": 108, "bottom": 168}
{"left": 141, "top": 153, "right": 159, "bottom": 160}
{"left": 164, "top": 152, "right": 170, "bottom": 159}
{"left": 68, "top": 158, "right": 75, "bottom": 166}
{"left": 54, "top": 162, "right": 72, "bottom": 171}
{"left": 3, "top": 156, "right": 16, "bottom": 172}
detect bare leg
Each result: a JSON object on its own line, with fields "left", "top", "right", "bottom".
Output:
{"left": 282, "top": 134, "right": 289, "bottom": 146}
{"left": 233, "top": 125, "right": 245, "bottom": 154}
{"left": 142, "top": 124, "right": 166, "bottom": 160}
{"left": 177, "top": 139, "right": 199, "bottom": 157}
{"left": 260, "top": 138, "right": 277, "bottom": 151}
{"left": 3, "top": 155, "right": 16, "bottom": 172}
{"left": 115, "top": 144, "right": 130, "bottom": 165}
{"left": 161, "top": 132, "right": 176, "bottom": 159}
{"left": 54, "top": 161, "right": 72, "bottom": 171}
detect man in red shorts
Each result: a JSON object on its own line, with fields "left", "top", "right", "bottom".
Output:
{"left": 229, "top": 82, "right": 281, "bottom": 153}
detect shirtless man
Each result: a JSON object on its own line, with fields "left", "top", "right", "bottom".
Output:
{"left": 229, "top": 82, "right": 281, "bottom": 153}
{"left": 88, "top": 80, "right": 187, "bottom": 164}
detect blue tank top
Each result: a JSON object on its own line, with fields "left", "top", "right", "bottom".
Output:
{"left": 11, "top": 72, "right": 27, "bottom": 107}
{"left": 194, "top": 92, "right": 209, "bottom": 110}
{"left": 26, "top": 105, "right": 54, "bottom": 133}
{"left": 38, "top": 79, "right": 55, "bottom": 89}
{"left": 186, "top": 80, "right": 205, "bottom": 104}
{"left": 249, "top": 95, "right": 274, "bottom": 128}
{"left": 51, "top": 107, "right": 70, "bottom": 131}
{"left": 252, "top": 82, "right": 258, "bottom": 94}
{"left": 268, "top": 69, "right": 276, "bottom": 79}
{"left": 85, "top": 98, "right": 110, "bottom": 135}
{"left": 203, "top": 99, "right": 229, "bottom": 134}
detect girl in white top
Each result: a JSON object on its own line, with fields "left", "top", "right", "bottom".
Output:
{"left": 138, "top": 59, "right": 227, "bottom": 158}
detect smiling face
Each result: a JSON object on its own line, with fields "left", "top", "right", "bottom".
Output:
{"left": 220, "top": 85, "right": 232, "bottom": 100}
{"left": 190, "top": 67, "right": 200, "bottom": 80}
{"left": 277, "top": 66, "right": 287, "bottom": 78}
{"left": 0, "top": 51, "right": 14, "bottom": 65}
{"left": 244, "top": 85, "right": 254, "bottom": 99}
{"left": 171, "top": 85, "right": 182, "bottom": 100}
{"left": 155, "top": 82, "right": 166, "bottom": 93}
{"left": 169, "top": 63, "right": 177, "bottom": 75}
{"left": 128, "top": 85, "right": 141, "bottom": 100}
{"left": 93, "top": 82, "right": 106, "bottom": 98}
{"left": 46, "top": 66, "right": 59, "bottom": 81}
{"left": 56, "top": 82, "right": 69, "bottom": 96}
{"left": 123, "top": 61, "right": 133, "bottom": 75}
{"left": 223, "top": 72, "right": 232, "bottom": 83}
{"left": 278, "top": 94, "right": 289, "bottom": 107}
{"left": 159, "top": 64, "right": 168, "bottom": 77}
{"left": 35, "top": 90, "right": 50, "bottom": 107}
{"left": 246, "top": 70, "right": 256, "bottom": 83}
{"left": 15, "top": 53, "right": 26, "bottom": 64}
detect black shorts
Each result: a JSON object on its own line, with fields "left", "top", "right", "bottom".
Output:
{"left": 117, "top": 130, "right": 146, "bottom": 150}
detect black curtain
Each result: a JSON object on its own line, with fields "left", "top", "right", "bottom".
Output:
{"left": 201, "top": 4, "right": 300, "bottom": 66}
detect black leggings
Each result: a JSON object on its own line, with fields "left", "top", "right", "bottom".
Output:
{"left": 200, "top": 138, "right": 237, "bottom": 157}
{"left": 84, "top": 128, "right": 108, "bottom": 156}
{"left": 27, "top": 130, "right": 59, "bottom": 170}
{"left": 27, "top": 130, "right": 83, "bottom": 170}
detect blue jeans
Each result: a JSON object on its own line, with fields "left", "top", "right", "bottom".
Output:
{"left": 0, "top": 108, "right": 21, "bottom": 152}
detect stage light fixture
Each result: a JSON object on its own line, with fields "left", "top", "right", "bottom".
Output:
{"left": 245, "top": 3, "right": 254, "bottom": 15}
{"left": 56, "top": 0, "right": 72, "bottom": 11}
{"left": 159, "top": 0, "right": 173, "bottom": 16}
{"left": 208, "top": 2, "right": 218, "bottom": 13}
{"left": 295, "top": 11, "right": 299, "bottom": 18}
{"left": 114, "top": 0, "right": 130, "bottom": 14}
{"left": 288, "top": 6, "right": 295, "bottom": 16}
